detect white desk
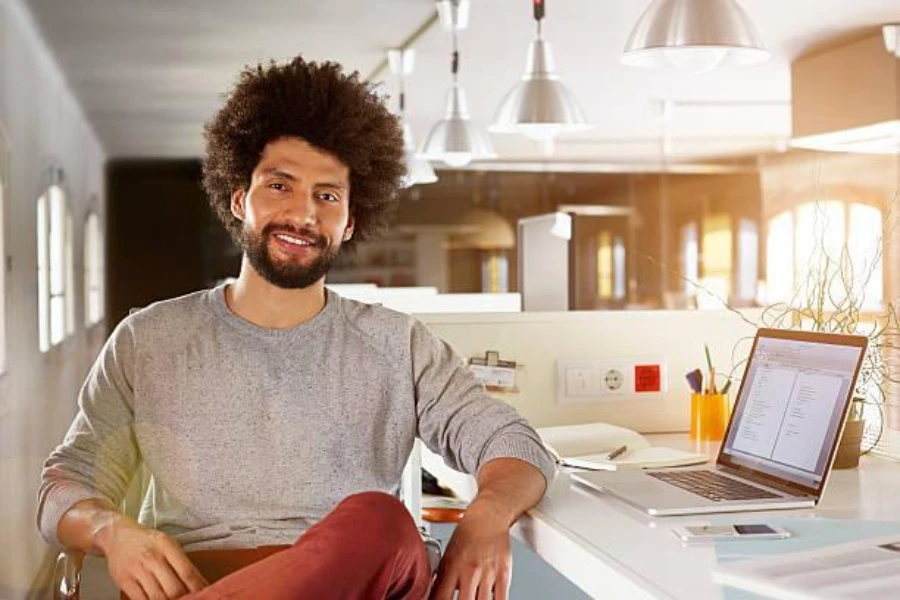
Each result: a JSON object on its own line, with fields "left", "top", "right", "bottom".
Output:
{"left": 510, "top": 434, "right": 900, "bottom": 599}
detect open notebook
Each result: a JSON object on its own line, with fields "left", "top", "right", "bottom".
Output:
{"left": 538, "top": 422, "right": 708, "bottom": 471}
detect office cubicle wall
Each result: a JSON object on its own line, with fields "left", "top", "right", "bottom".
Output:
{"left": 328, "top": 284, "right": 522, "bottom": 314}
{"left": 419, "top": 309, "right": 759, "bottom": 433}
{"left": 518, "top": 213, "right": 572, "bottom": 312}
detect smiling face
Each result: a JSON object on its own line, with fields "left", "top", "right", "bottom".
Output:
{"left": 231, "top": 137, "right": 354, "bottom": 289}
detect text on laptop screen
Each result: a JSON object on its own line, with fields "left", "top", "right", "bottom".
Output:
{"left": 721, "top": 337, "right": 863, "bottom": 488}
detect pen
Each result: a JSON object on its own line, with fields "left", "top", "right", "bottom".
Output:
{"left": 606, "top": 444, "right": 628, "bottom": 460}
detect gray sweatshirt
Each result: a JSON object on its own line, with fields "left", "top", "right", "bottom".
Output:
{"left": 37, "top": 286, "right": 556, "bottom": 551}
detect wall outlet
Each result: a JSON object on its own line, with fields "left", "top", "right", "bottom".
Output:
{"left": 603, "top": 368, "right": 626, "bottom": 392}
{"left": 557, "top": 358, "right": 667, "bottom": 403}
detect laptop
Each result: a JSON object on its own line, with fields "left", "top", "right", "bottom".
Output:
{"left": 572, "top": 328, "right": 868, "bottom": 516}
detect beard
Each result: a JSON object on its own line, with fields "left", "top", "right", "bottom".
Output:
{"left": 239, "top": 223, "right": 341, "bottom": 289}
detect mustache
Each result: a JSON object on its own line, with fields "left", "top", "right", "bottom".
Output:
{"left": 263, "top": 223, "right": 327, "bottom": 248}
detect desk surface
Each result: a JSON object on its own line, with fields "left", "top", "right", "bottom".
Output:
{"left": 511, "top": 434, "right": 900, "bottom": 599}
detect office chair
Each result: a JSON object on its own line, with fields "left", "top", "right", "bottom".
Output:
{"left": 52, "top": 442, "right": 442, "bottom": 599}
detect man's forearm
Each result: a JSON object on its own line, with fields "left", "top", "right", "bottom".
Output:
{"left": 466, "top": 457, "right": 547, "bottom": 528}
{"left": 57, "top": 498, "right": 127, "bottom": 556}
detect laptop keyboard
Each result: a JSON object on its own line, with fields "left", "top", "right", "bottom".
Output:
{"left": 648, "top": 470, "right": 781, "bottom": 502}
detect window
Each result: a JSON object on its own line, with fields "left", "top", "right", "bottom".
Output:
{"left": 0, "top": 172, "right": 5, "bottom": 375}
{"left": 765, "top": 201, "right": 883, "bottom": 310}
{"left": 596, "top": 232, "right": 627, "bottom": 302}
{"left": 597, "top": 232, "right": 613, "bottom": 300}
{"left": 765, "top": 211, "right": 794, "bottom": 303}
{"left": 700, "top": 215, "right": 732, "bottom": 307}
{"left": 37, "top": 186, "right": 74, "bottom": 351}
{"left": 481, "top": 251, "right": 509, "bottom": 293}
{"left": 66, "top": 208, "right": 75, "bottom": 335}
{"left": 613, "top": 236, "right": 626, "bottom": 301}
{"left": 84, "top": 212, "right": 105, "bottom": 326}
{"left": 681, "top": 222, "right": 699, "bottom": 296}
{"left": 847, "top": 204, "right": 883, "bottom": 308}
{"left": 737, "top": 219, "right": 759, "bottom": 302}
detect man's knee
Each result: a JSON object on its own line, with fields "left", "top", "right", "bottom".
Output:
{"left": 335, "top": 492, "right": 421, "bottom": 548}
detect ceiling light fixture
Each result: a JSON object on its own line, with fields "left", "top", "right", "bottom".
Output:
{"left": 622, "top": 0, "right": 770, "bottom": 73}
{"left": 388, "top": 49, "right": 437, "bottom": 187}
{"left": 436, "top": 0, "right": 470, "bottom": 31}
{"left": 421, "top": 0, "right": 495, "bottom": 168}
{"left": 490, "top": 0, "right": 592, "bottom": 141}
{"left": 791, "top": 120, "right": 900, "bottom": 155}
{"left": 790, "top": 27, "right": 900, "bottom": 154}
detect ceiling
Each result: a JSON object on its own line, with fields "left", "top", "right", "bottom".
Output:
{"left": 24, "top": 0, "right": 900, "bottom": 165}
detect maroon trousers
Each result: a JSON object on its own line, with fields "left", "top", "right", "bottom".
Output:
{"left": 173, "top": 492, "right": 431, "bottom": 600}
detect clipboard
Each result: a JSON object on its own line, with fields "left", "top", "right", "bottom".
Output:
{"left": 468, "top": 350, "right": 519, "bottom": 393}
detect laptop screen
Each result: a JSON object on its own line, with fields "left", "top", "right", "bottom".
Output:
{"left": 720, "top": 333, "right": 865, "bottom": 491}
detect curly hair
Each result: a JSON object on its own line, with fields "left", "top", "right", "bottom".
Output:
{"left": 202, "top": 56, "right": 406, "bottom": 251}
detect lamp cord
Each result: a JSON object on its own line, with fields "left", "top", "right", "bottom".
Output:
{"left": 451, "top": 28, "right": 459, "bottom": 83}
{"left": 534, "top": 0, "right": 544, "bottom": 38}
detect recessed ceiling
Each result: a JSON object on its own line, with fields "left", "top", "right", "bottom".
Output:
{"left": 23, "top": 0, "right": 900, "bottom": 164}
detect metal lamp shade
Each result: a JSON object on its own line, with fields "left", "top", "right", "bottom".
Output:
{"left": 403, "top": 150, "right": 438, "bottom": 186}
{"left": 421, "top": 85, "right": 496, "bottom": 167}
{"left": 401, "top": 123, "right": 437, "bottom": 186}
{"left": 491, "top": 38, "right": 592, "bottom": 140}
{"left": 436, "top": 0, "right": 471, "bottom": 32}
{"left": 622, "top": 0, "right": 770, "bottom": 72}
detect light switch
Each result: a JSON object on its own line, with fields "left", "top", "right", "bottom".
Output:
{"left": 565, "top": 367, "right": 600, "bottom": 397}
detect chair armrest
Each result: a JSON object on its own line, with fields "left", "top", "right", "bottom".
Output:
{"left": 53, "top": 551, "right": 83, "bottom": 600}
{"left": 420, "top": 528, "right": 442, "bottom": 574}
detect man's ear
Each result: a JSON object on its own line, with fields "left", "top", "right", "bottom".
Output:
{"left": 230, "top": 189, "right": 246, "bottom": 222}
{"left": 343, "top": 215, "right": 355, "bottom": 241}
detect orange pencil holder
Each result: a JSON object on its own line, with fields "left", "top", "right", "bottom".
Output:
{"left": 690, "top": 393, "right": 730, "bottom": 441}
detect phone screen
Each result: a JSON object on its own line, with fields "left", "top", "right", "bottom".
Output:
{"left": 734, "top": 524, "right": 778, "bottom": 535}
{"left": 684, "top": 524, "right": 779, "bottom": 536}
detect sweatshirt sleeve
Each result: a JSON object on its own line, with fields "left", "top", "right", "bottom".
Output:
{"left": 36, "top": 317, "right": 142, "bottom": 549}
{"left": 410, "top": 320, "right": 556, "bottom": 488}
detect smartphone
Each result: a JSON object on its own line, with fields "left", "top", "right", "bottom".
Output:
{"left": 672, "top": 523, "right": 791, "bottom": 544}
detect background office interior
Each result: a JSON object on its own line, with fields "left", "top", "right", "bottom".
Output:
{"left": 1, "top": 0, "right": 900, "bottom": 597}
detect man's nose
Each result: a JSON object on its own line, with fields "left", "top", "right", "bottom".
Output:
{"left": 285, "top": 190, "right": 318, "bottom": 226}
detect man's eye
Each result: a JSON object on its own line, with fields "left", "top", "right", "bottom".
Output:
{"left": 269, "top": 183, "right": 285, "bottom": 191}
{"left": 319, "top": 193, "right": 339, "bottom": 203}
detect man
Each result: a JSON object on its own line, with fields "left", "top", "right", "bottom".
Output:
{"left": 37, "top": 57, "right": 555, "bottom": 600}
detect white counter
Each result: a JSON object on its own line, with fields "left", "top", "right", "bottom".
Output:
{"left": 510, "top": 434, "right": 900, "bottom": 599}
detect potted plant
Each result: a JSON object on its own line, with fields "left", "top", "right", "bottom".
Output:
{"left": 711, "top": 208, "right": 899, "bottom": 467}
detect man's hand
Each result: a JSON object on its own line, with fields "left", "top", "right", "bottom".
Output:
{"left": 430, "top": 457, "right": 549, "bottom": 600}
{"left": 430, "top": 511, "right": 512, "bottom": 600}
{"left": 96, "top": 515, "right": 208, "bottom": 600}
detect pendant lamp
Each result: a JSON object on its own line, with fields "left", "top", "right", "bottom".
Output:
{"left": 388, "top": 49, "right": 437, "bottom": 186}
{"left": 622, "top": 0, "right": 770, "bottom": 73}
{"left": 420, "top": 0, "right": 495, "bottom": 167}
{"left": 491, "top": 0, "right": 592, "bottom": 140}
{"left": 436, "top": 0, "right": 470, "bottom": 31}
